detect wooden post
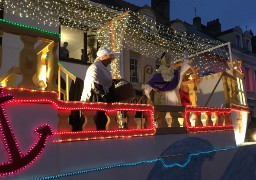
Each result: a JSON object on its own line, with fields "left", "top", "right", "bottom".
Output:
{"left": 156, "top": 111, "right": 168, "bottom": 128}
{"left": 18, "top": 35, "right": 38, "bottom": 89}
{"left": 109, "top": 22, "right": 119, "bottom": 80}
{"left": 47, "top": 42, "right": 59, "bottom": 92}
{"left": 170, "top": 112, "right": 181, "bottom": 127}
{"left": 58, "top": 110, "right": 71, "bottom": 132}
{"left": 215, "top": 112, "right": 224, "bottom": 126}
{"left": 187, "top": 83, "right": 197, "bottom": 106}
{"left": 224, "top": 113, "right": 232, "bottom": 125}
{"left": 165, "top": 112, "right": 172, "bottom": 127}
{"left": 81, "top": 110, "right": 97, "bottom": 131}
{"left": 227, "top": 77, "right": 233, "bottom": 103}
{"left": 195, "top": 112, "right": 203, "bottom": 127}
{"left": 185, "top": 112, "right": 191, "bottom": 127}
{"left": 205, "top": 112, "right": 213, "bottom": 126}
{"left": 105, "top": 111, "right": 118, "bottom": 130}
{"left": 143, "top": 111, "right": 152, "bottom": 129}
{"left": 66, "top": 73, "right": 69, "bottom": 101}
{"left": 231, "top": 79, "right": 239, "bottom": 104}
{"left": 125, "top": 111, "right": 137, "bottom": 129}
{"left": 58, "top": 66, "right": 61, "bottom": 99}
{"left": 36, "top": 51, "right": 43, "bottom": 88}
{"left": 222, "top": 76, "right": 230, "bottom": 106}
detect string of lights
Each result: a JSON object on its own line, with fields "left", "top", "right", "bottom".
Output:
{"left": 1, "top": 0, "right": 231, "bottom": 77}
{"left": 1, "top": 87, "right": 156, "bottom": 142}
{"left": 33, "top": 145, "right": 238, "bottom": 180}
{"left": 2, "top": 1, "right": 227, "bottom": 53}
{"left": 97, "top": 11, "right": 230, "bottom": 73}
{"left": 0, "top": 18, "right": 60, "bottom": 37}
{"left": 2, "top": 0, "right": 120, "bottom": 30}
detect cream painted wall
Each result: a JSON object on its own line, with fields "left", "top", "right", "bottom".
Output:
{"left": 197, "top": 74, "right": 226, "bottom": 107}
{"left": 1, "top": 33, "right": 22, "bottom": 75}
{"left": 1, "top": 12, "right": 59, "bottom": 85}
{"left": 59, "top": 61, "right": 89, "bottom": 81}
{"left": 122, "top": 48, "right": 130, "bottom": 82}
{"left": 1, "top": 33, "right": 23, "bottom": 84}
{"left": 122, "top": 47, "right": 156, "bottom": 91}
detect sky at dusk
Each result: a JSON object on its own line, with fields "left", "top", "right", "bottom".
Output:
{"left": 124, "top": 0, "right": 256, "bottom": 35}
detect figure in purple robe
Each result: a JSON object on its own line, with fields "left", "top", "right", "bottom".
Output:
{"left": 143, "top": 51, "right": 191, "bottom": 106}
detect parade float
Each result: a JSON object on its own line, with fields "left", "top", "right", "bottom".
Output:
{"left": 0, "top": 0, "right": 255, "bottom": 180}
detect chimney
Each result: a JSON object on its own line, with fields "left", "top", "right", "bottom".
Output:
{"left": 193, "top": 16, "right": 201, "bottom": 28}
{"left": 250, "top": 30, "right": 253, "bottom": 36}
{"left": 252, "top": 35, "right": 256, "bottom": 53}
{"left": 151, "top": 0, "right": 170, "bottom": 20}
{"left": 206, "top": 18, "right": 222, "bottom": 35}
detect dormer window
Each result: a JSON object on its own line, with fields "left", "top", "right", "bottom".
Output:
{"left": 243, "top": 31, "right": 252, "bottom": 51}
{"left": 245, "top": 39, "right": 250, "bottom": 50}
{"left": 142, "top": 13, "right": 155, "bottom": 34}
{"left": 236, "top": 35, "right": 241, "bottom": 47}
{"left": 138, "top": 6, "right": 156, "bottom": 37}
{"left": 170, "top": 21, "right": 186, "bottom": 36}
{"left": 130, "top": 51, "right": 141, "bottom": 83}
{"left": 130, "top": 57, "right": 139, "bottom": 83}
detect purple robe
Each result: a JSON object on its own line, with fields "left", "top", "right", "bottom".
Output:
{"left": 148, "top": 70, "right": 180, "bottom": 92}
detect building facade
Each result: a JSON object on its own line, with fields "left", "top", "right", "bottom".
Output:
{"left": 190, "top": 17, "right": 256, "bottom": 119}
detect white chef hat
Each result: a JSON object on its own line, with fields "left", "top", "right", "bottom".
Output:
{"left": 96, "top": 47, "right": 113, "bottom": 59}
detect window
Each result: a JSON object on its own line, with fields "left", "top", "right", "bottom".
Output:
{"left": 236, "top": 35, "right": 241, "bottom": 47}
{"left": 130, "top": 57, "right": 139, "bottom": 83}
{"left": 244, "top": 67, "right": 249, "bottom": 89}
{"left": 236, "top": 77, "right": 246, "bottom": 105}
{"left": 59, "top": 25, "right": 99, "bottom": 64}
{"left": 142, "top": 14, "right": 155, "bottom": 34}
{"left": 244, "top": 67, "right": 253, "bottom": 91}
{"left": 245, "top": 39, "right": 250, "bottom": 50}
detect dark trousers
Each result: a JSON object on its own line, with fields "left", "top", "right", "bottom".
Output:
{"left": 94, "top": 110, "right": 108, "bottom": 130}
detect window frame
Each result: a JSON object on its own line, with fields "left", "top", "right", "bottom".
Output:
{"left": 236, "top": 34, "right": 241, "bottom": 47}
{"left": 236, "top": 76, "right": 247, "bottom": 105}
{"left": 141, "top": 13, "right": 155, "bottom": 35}
{"left": 244, "top": 67, "right": 254, "bottom": 92}
{"left": 59, "top": 23, "right": 99, "bottom": 65}
{"left": 130, "top": 57, "right": 139, "bottom": 83}
{"left": 245, "top": 39, "right": 250, "bottom": 50}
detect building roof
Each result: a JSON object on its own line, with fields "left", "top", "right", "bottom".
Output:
{"left": 90, "top": 0, "right": 140, "bottom": 11}
{"left": 90, "top": 0, "right": 171, "bottom": 26}
{"left": 216, "top": 28, "right": 234, "bottom": 36}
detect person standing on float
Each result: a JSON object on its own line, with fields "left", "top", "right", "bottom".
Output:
{"left": 81, "top": 47, "right": 116, "bottom": 130}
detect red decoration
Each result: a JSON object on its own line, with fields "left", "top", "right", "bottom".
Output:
{"left": 185, "top": 106, "right": 237, "bottom": 133}
{"left": 179, "top": 90, "right": 191, "bottom": 106}
{"left": 1, "top": 87, "right": 155, "bottom": 142}
{"left": 0, "top": 87, "right": 248, "bottom": 176}
{"left": 0, "top": 88, "right": 53, "bottom": 176}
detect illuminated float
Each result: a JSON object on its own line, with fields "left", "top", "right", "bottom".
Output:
{"left": 0, "top": 1, "right": 254, "bottom": 179}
